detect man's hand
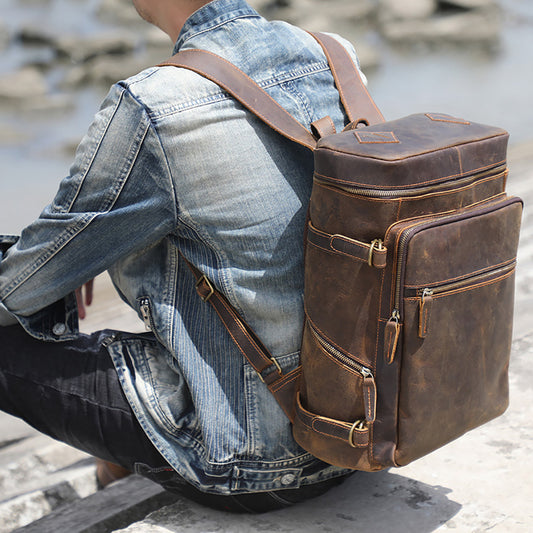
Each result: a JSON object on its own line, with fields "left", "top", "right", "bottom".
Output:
{"left": 76, "top": 279, "right": 94, "bottom": 319}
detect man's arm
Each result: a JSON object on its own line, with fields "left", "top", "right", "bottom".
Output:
{"left": 0, "top": 83, "right": 177, "bottom": 336}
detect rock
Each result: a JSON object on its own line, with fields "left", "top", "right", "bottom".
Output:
{"left": 439, "top": 0, "right": 498, "bottom": 9}
{"left": 62, "top": 52, "right": 159, "bottom": 88}
{"left": 0, "top": 463, "right": 96, "bottom": 531}
{"left": 55, "top": 33, "right": 137, "bottom": 64}
{"left": 380, "top": 10, "right": 501, "bottom": 45}
{"left": 0, "top": 67, "right": 73, "bottom": 113}
{"left": 379, "top": 0, "right": 438, "bottom": 20}
{"left": 17, "top": 24, "right": 57, "bottom": 46}
{"left": 0, "top": 68, "right": 48, "bottom": 101}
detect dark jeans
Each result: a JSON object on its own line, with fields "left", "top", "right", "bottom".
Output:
{"left": 0, "top": 324, "right": 346, "bottom": 513}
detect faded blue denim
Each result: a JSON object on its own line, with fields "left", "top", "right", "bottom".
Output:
{"left": 0, "top": 0, "right": 361, "bottom": 494}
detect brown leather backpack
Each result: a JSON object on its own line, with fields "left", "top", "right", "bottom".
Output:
{"left": 160, "top": 33, "right": 523, "bottom": 470}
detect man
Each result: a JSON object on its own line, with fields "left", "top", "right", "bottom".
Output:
{"left": 0, "top": 0, "right": 359, "bottom": 512}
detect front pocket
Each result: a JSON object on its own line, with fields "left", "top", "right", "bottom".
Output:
{"left": 391, "top": 198, "right": 522, "bottom": 466}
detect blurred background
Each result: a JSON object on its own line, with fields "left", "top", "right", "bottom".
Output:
{"left": 1, "top": 0, "right": 532, "bottom": 234}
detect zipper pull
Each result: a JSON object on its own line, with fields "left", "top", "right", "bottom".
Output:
{"left": 361, "top": 368, "right": 377, "bottom": 424}
{"left": 385, "top": 310, "right": 401, "bottom": 365}
{"left": 418, "top": 288, "right": 433, "bottom": 339}
{"left": 139, "top": 299, "right": 152, "bottom": 331}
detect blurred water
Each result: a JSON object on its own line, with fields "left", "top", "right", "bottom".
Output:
{"left": 0, "top": 0, "right": 532, "bottom": 233}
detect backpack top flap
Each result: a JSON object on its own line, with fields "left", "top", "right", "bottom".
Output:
{"left": 315, "top": 113, "right": 509, "bottom": 190}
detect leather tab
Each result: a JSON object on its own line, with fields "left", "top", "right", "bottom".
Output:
{"left": 295, "top": 393, "right": 369, "bottom": 448}
{"left": 307, "top": 222, "right": 387, "bottom": 268}
{"left": 363, "top": 374, "right": 377, "bottom": 423}
{"left": 418, "top": 290, "right": 433, "bottom": 338}
{"left": 385, "top": 316, "right": 401, "bottom": 364}
{"left": 311, "top": 116, "right": 336, "bottom": 139}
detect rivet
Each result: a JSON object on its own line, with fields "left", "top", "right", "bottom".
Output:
{"left": 52, "top": 323, "right": 67, "bottom": 336}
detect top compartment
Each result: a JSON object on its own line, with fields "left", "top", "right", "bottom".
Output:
{"left": 314, "top": 113, "right": 508, "bottom": 191}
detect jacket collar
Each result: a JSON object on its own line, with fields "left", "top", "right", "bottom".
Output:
{"left": 173, "top": 0, "right": 261, "bottom": 53}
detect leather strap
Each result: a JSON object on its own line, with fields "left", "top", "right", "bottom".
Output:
{"left": 181, "top": 254, "right": 298, "bottom": 420}
{"left": 295, "top": 394, "right": 369, "bottom": 448}
{"left": 158, "top": 32, "right": 385, "bottom": 150}
{"left": 307, "top": 222, "right": 387, "bottom": 268}
{"left": 158, "top": 49, "right": 317, "bottom": 150}
{"left": 308, "top": 32, "right": 385, "bottom": 126}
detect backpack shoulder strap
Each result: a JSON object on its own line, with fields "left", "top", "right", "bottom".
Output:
{"left": 160, "top": 34, "right": 384, "bottom": 424}
{"left": 308, "top": 32, "right": 385, "bottom": 125}
{"left": 158, "top": 49, "right": 317, "bottom": 150}
{"left": 158, "top": 32, "right": 384, "bottom": 151}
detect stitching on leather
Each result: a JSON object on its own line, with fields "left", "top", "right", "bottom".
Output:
{"left": 403, "top": 269, "right": 515, "bottom": 301}
{"left": 308, "top": 229, "right": 367, "bottom": 262}
{"left": 315, "top": 36, "right": 383, "bottom": 122}
{"left": 374, "top": 269, "right": 387, "bottom": 365}
{"left": 296, "top": 395, "right": 366, "bottom": 445}
{"left": 354, "top": 131, "right": 399, "bottom": 144}
{"left": 313, "top": 159, "right": 507, "bottom": 190}
{"left": 310, "top": 419, "right": 367, "bottom": 447}
{"left": 305, "top": 314, "right": 367, "bottom": 366}
{"left": 404, "top": 258, "right": 516, "bottom": 288}
{"left": 426, "top": 113, "right": 470, "bottom": 125}
{"left": 401, "top": 173, "right": 506, "bottom": 204}
{"left": 330, "top": 238, "right": 368, "bottom": 261}
{"left": 270, "top": 368, "right": 301, "bottom": 393}
{"left": 215, "top": 294, "right": 273, "bottom": 372}
{"left": 422, "top": 304, "right": 429, "bottom": 337}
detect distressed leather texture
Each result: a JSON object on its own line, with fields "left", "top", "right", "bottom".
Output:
{"left": 296, "top": 112, "right": 523, "bottom": 470}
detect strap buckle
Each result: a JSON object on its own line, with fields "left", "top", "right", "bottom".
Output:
{"left": 368, "top": 239, "right": 384, "bottom": 267}
{"left": 348, "top": 419, "right": 366, "bottom": 448}
{"left": 195, "top": 275, "right": 215, "bottom": 302}
{"left": 259, "top": 357, "right": 282, "bottom": 384}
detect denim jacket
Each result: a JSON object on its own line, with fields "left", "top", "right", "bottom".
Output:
{"left": 0, "top": 0, "right": 360, "bottom": 494}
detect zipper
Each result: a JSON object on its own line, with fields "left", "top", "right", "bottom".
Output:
{"left": 414, "top": 262, "right": 515, "bottom": 298}
{"left": 309, "top": 321, "right": 373, "bottom": 378}
{"left": 314, "top": 164, "right": 506, "bottom": 199}
{"left": 139, "top": 297, "right": 170, "bottom": 349}
{"left": 416, "top": 262, "right": 515, "bottom": 339}
{"left": 140, "top": 298, "right": 154, "bottom": 331}
{"left": 308, "top": 321, "right": 377, "bottom": 425}
{"left": 384, "top": 196, "right": 519, "bottom": 362}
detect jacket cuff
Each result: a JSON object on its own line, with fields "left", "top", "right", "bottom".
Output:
{"left": 5, "top": 293, "right": 80, "bottom": 341}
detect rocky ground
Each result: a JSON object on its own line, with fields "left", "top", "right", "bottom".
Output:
{"left": 0, "top": 0, "right": 502, "bottom": 115}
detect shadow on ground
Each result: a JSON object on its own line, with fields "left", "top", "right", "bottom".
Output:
{"left": 123, "top": 470, "right": 460, "bottom": 533}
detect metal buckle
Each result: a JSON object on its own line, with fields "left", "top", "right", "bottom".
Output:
{"left": 195, "top": 275, "right": 215, "bottom": 302}
{"left": 258, "top": 357, "right": 282, "bottom": 383}
{"left": 368, "top": 239, "right": 384, "bottom": 267}
{"left": 348, "top": 419, "right": 366, "bottom": 448}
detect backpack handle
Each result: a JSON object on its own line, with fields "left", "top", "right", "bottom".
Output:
{"left": 158, "top": 32, "right": 384, "bottom": 151}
